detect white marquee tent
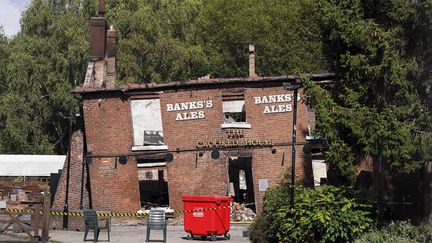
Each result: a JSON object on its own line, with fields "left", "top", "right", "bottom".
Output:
{"left": 0, "top": 155, "right": 65, "bottom": 177}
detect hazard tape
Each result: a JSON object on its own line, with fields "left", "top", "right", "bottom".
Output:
{"left": 4, "top": 209, "right": 148, "bottom": 217}
{"left": 181, "top": 205, "right": 231, "bottom": 213}
{"left": 4, "top": 203, "right": 255, "bottom": 217}
{"left": 49, "top": 211, "right": 149, "bottom": 217}
{"left": 3, "top": 208, "right": 35, "bottom": 214}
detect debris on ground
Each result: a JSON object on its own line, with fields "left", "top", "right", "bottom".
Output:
{"left": 137, "top": 206, "right": 175, "bottom": 218}
{"left": 230, "top": 203, "right": 256, "bottom": 221}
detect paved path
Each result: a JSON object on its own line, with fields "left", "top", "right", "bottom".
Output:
{"left": 0, "top": 224, "right": 251, "bottom": 243}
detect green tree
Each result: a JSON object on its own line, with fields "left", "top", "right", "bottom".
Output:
{"left": 303, "top": 0, "right": 432, "bottom": 184}
{"left": 0, "top": 0, "right": 95, "bottom": 154}
{"left": 105, "top": 0, "right": 328, "bottom": 82}
{"left": 106, "top": 0, "right": 208, "bottom": 83}
{"left": 199, "top": 0, "right": 327, "bottom": 78}
{"left": 0, "top": 27, "right": 7, "bottom": 92}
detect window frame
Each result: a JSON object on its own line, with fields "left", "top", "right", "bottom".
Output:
{"left": 221, "top": 94, "right": 251, "bottom": 129}
{"left": 130, "top": 97, "right": 168, "bottom": 151}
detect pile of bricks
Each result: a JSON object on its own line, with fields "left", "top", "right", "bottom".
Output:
{"left": 230, "top": 203, "right": 256, "bottom": 221}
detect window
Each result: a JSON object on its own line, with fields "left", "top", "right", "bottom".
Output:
{"left": 131, "top": 99, "right": 167, "bottom": 151}
{"left": 222, "top": 100, "right": 251, "bottom": 128}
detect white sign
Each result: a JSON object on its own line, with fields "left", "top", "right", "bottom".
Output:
{"left": 166, "top": 100, "right": 213, "bottom": 121}
{"left": 259, "top": 179, "right": 268, "bottom": 191}
{"left": 254, "top": 93, "right": 300, "bottom": 114}
{"left": 192, "top": 208, "right": 204, "bottom": 217}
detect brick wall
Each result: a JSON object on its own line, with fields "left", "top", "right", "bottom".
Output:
{"left": 159, "top": 86, "right": 313, "bottom": 211}
{"left": 82, "top": 93, "right": 140, "bottom": 213}
{"left": 72, "top": 83, "right": 315, "bottom": 214}
{"left": 83, "top": 93, "right": 134, "bottom": 156}
{"left": 51, "top": 129, "right": 90, "bottom": 229}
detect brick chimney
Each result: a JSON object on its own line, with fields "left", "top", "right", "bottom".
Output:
{"left": 85, "top": 0, "right": 117, "bottom": 88}
{"left": 106, "top": 26, "right": 117, "bottom": 86}
{"left": 249, "top": 44, "right": 257, "bottom": 78}
{"left": 98, "top": 0, "right": 105, "bottom": 16}
{"left": 106, "top": 26, "right": 117, "bottom": 58}
{"left": 89, "top": 0, "right": 107, "bottom": 60}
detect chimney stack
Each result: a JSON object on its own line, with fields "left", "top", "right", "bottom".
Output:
{"left": 249, "top": 44, "right": 257, "bottom": 78}
{"left": 106, "top": 26, "right": 118, "bottom": 58}
{"left": 106, "top": 26, "right": 118, "bottom": 86}
{"left": 98, "top": 0, "right": 105, "bottom": 16}
{"left": 90, "top": 0, "right": 107, "bottom": 60}
{"left": 87, "top": 0, "right": 117, "bottom": 88}
{"left": 89, "top": 18, "right": 107, "bottom": 60}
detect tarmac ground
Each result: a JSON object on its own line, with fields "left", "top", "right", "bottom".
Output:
{"left": 0, "top": 224, "right": 251, "bottom": 243}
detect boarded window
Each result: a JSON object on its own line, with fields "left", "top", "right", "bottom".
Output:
{"left": 131, "top": 99, "right": 164, "bottom": 146}
{"left": 312, "top": 159, "right": 327, "bottom": 187}
{"left": 223, "top": 100, "right": 246, "bottom": 123}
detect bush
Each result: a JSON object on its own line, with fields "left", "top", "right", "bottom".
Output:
{"left": 246, "top": 185, "right": 291, "bottom": 243}
{"left": 248, "top": 184, "right": 373, "bottom": 243}
{"left": 246, "top": 215, "right": 271, "bottom": 243}
{"left": 355, "top": 221, "right": 432, "bottom": 243}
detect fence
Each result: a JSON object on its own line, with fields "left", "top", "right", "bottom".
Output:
{"left": 0, "top": 193, "right": 50, "bottom": 243}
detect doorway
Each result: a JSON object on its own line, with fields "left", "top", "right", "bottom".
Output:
{"left": 228, "top": 157, "right": 256, "bottom": 212}
{"left": 137, "top": 158, "right": 169, "bottom": 208}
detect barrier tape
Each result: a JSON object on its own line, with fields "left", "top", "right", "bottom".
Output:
{"left": 182, "top": 205, "right": 231, "bottom": 213}
{"left": 4, "top": 203, "right": 255, "bottom": 217}
{"left": 3, "top": 208, "right": 35, "bottom": 214}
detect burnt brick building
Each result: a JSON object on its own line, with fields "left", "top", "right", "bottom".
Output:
{"left": 52, "top": 4, "right": 335, "bottom": 221}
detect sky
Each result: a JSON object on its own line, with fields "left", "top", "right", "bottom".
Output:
{"left": 0, "top": 0, "right": 32, "bottom": 37}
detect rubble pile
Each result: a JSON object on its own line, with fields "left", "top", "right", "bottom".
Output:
{"left": 137, "top": 206, "right": 175, "bottom": 218}
{"left": 230, "top": 203, "right": 256, "bottom": 221}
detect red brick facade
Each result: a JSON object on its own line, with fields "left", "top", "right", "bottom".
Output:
{"left": 51, "top": 129, "right": 90, "bottom": 229}
{"left": 70, "top": 80, "right": 328, "bottom": 214}
{"left": 82, "top": 93, "right": 140, "bottom": 212}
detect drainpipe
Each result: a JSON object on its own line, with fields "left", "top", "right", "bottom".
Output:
{"left": 290, "top": 87, "right": 298, "bottom": 209}
{"left": 61, "top": 115, "right": 73, "bottom": 230}
{"left": 79, "top": 104, "right": 87, "bottom": 210}
{"left": 283, "top": 80, "right": 301, "bottom": 209}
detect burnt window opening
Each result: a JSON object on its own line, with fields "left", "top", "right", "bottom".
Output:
{"left": 131, "top": 99, "right": 166, "bottom": 149}
{"left": 223, "top": 100, "right": 246, "bottom": 124}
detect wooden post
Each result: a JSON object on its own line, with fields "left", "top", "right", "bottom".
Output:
{"left": 33, "top": 205, "right": 41, "bottom": 241}
{"left": 41, "top": 193, "right": 50, "bottom": 243}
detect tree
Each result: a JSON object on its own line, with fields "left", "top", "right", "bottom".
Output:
{"left": 105, "top": 0, "right": 328, "bottom": 82}
{"left": 0, "top": 27, "right": 7, "bottom": 93}
{"left": 304, "top": 0, "right": 432, "bottom": 184}
{"left": 199, "top": 0, "right": 327, "bottom": 78}
{"left": 0, "top": 0, "right": 95, "bottom": 154}
{"left": 106, "top": 0, "right": 208, "bottom": 83}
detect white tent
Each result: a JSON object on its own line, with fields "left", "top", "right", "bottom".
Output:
{"left": 0, "top": 155, "right": 66, "bottom": 177}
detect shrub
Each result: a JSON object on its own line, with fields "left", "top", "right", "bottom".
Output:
{"left": 246, "top": 215, "right": 271, "bottom": 243}
{"left": 249, "top": 184, "right": 373, "bottom": 243}
{"left": 355, "top": 221, "right": 432, "bottom": 243}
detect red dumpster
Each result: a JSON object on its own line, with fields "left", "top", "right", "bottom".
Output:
{"left": 182, "top": 195, "right": 232, "bottom": 241}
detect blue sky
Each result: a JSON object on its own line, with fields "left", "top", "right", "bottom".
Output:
{"left": 0, "top": 0, "right": 32, "bottom": 37}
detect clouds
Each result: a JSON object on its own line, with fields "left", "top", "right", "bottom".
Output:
{"left": 0, "top": 0, "right": 31, "bottom": 37}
